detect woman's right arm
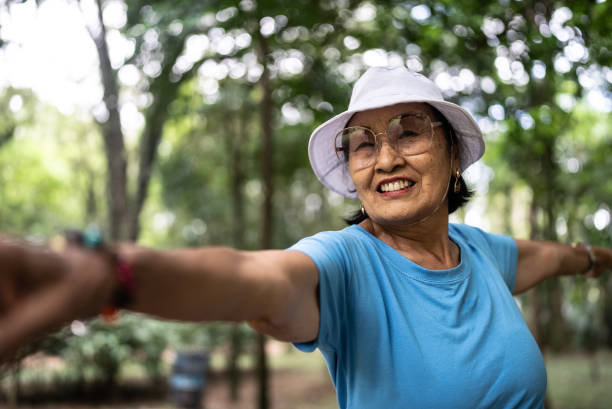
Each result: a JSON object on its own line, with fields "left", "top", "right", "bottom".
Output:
{"left": 0, "top": 240, "right": 320, "bottom": 361}
{"left": 125, "top": 246, "right": 320, "bottom": 341}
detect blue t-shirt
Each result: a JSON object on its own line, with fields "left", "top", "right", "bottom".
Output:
{"left": 288, "top": 223, "right": 546, "bottom": 409}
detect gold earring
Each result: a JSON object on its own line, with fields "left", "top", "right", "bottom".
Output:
{"left": 453, "top": 169, "right": 461, "bottom": 193}
{"left": 361, "top": 203, "right": 366, "bottom": 217}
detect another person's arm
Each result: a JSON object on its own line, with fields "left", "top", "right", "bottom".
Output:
{"left": 513, "top": 239, "right": 612, "bottom": 294}
{"left": 0, "top": 240, "right": 320, "bottom": 361}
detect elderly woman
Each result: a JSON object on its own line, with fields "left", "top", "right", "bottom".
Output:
{"left": 0, "top": 66, "right": 610, "bottom": 408}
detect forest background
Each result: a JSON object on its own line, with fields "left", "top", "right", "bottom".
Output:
{"left": 0, "top": 0, "right": 611, "bottom": 408}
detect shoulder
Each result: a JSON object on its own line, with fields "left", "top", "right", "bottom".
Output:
{"left": 450, "top": 222, "right": 488, "bottom": 241}
{"left": 288, "top": 225, "right": 367, "bottom": 255}
{"left": 450, "top": 223, "right": 515, "bottom": 252}
{"left": 450, "top": 223, "right": 518, "bottom": 291}
{"left": 287, "top": 226, "right": 363, "bottom": 271}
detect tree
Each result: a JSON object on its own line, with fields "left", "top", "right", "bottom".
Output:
{"left": 79, "top": 0, "right": 232, "bottom": 240}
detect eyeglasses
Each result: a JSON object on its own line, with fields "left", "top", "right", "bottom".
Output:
{"left": 334, "top": 112, "right": 443, "bottom": 169}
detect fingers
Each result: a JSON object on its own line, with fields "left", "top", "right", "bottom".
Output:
{"left": 0, "top": 274, "right": 17, "bottom": 313}
{"left": 0, "top": 235, "right": 121, "bottom": 362}
{"left": 0, "top": 279, "right": 75, "bottom": 362}
{"left": 0, "top": 242, "right": 65, "bottom": 310}
{"left": 0, "top": 243, "right": 22, "bottom": 313}
{"left": 0, "top": 241, "right": 75, "bottom": 361}
{"left": 0, "top": 244, "right": 116, "bottom": 362}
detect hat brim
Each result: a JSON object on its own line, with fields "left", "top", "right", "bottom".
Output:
{"left": 308, "top": 96, "right": 484, "bottom": 199}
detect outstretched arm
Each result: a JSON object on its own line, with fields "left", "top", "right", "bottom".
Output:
{"left": 124, "top": 246, "right": 320, "bottom": 341}
{"left": 513, "top": 239, "right": 612, "bottom": 294}
{"left": 0, "top": 240, "right": 320, "bottom": 361}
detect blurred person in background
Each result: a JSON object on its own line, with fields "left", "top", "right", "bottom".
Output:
{"left": 1, "top": 66, "right": 611, "bottom": 409}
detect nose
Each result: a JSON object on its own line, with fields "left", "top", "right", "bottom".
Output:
{"left": 374, "top": 138, "right": 405, "bottom": 173}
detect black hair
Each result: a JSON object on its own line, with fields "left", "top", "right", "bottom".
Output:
{"left": 342, "top": 106, "right": 473, "bottom": 225}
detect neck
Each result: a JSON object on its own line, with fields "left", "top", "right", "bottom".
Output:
{"left": 360, "top": 206, "right": 459, "bottom": 270}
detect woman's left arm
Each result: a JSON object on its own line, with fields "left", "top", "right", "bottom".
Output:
{"left": 513, "top": 239, "right": 612, "bottom": 295}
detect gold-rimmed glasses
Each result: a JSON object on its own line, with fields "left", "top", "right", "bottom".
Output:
{"left": 334, "top": 112, "right": 443, "bottom": 169}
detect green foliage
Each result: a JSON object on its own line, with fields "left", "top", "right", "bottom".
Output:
{"left": 0, "top": 98, "right": 105, "bottom": 235}
{"left": 0, "top": 88, "right": 34, "bottom": 148}
{"left": 1, "top": 0, "right": 611, "bottom": 395}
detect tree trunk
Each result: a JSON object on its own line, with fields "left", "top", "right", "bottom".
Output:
{"left": 87, "top": 0, "right": 129, "bottom": 241}
{"left": 225, "top": 109, "right": 249, "bottom": 401}
{"left": 528, "top": 197, "right": 553, "bottom": 409}
{"left": 528, "top": 198, "right": 542, "bottom": 345}
{"left": 255, "top": 31, "right": 273, "bottom": 409}
{"left": 86, "top": 169, "right": 98, "bottom": 221}
{"left": 83, "top": 0, "right": 202, "bottom": 242}
{"left": 502, "top": 184, "right": 513, "bottom": 236}
{"left": 127, "top": 37, "right": 188, "bottom": 241}
{"left": 128, "top": 102, "right": 166, "bottom": 241}
{"left": 542, "top": 142, "right": 566, "bottom": 352}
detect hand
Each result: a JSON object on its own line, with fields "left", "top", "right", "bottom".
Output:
{"left": 0, "top": 237, "right": 117, "bottom": 362}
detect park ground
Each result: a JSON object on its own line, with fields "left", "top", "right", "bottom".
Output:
{"left": 3, "top": 348, "right": 612, "bottom": 409}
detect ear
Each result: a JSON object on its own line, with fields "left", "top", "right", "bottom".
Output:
{"left": 448, "top": 128, "right": 460, "bottom": 173}
{"left": 454, "top": 147, "right": 460, "bottom": 170}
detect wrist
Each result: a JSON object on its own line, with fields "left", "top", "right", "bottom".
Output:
{"left": 572, "top": 242, "right": 596, "bottom": 276}
{"left": 57, "top": 246, "right": 116, "bottom": 321}
{"left": 593, "top": 246, "right": 611, "bottom": 273}
{"left": 107, "top": 251, "right": 135, "bottom": 309}
{"left": 65, "top": 229, "right": 135, "bottom": 320}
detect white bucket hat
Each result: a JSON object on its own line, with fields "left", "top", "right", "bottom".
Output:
{"left": 308, "top": 66, "right": 485, "bottom": 199}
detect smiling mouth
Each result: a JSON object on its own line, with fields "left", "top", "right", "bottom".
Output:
{"left": 377, "top": 179, "right": 416, "bottom": 193}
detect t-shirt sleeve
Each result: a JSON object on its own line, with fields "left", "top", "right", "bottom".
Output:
{"left": 286, "top": 231, "right": 350, "bottom": 354}
{"left": 480, "top": 231, "right": 518, "bottom": 293}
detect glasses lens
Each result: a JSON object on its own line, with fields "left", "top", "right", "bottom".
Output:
{"left": 334, "top": 113, "right": 435, "bottom": 167}
{"left": 337, "top": 127, "right": 376, "bottom": 164}
{"left": 388, "top": 113, "right": 433, "bottom": 155}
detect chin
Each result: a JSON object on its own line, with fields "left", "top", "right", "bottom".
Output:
{"left": 368, "top": 199, "right": 446, "bottom": 227}
{"left": 371, "top": 210, "right": 430, "bottom": 227}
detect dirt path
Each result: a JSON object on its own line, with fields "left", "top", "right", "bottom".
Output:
{"left": 206, "top": 368, "right": 337, "bottom": 409}
{"left": 2, "top": 368, "right": 338, "bottom": 409}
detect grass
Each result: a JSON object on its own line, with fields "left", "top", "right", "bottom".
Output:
{"left": 5, "top": 347, "right": 612, "bottom": 409}
{"left": 264, "top": 348, "right": 612, "bottom": 409}
{"left": 273, "top": 350, "right": 612, "bottom": 409}
{"left": 546, "top": 350, "right": 612, "bottom": 409}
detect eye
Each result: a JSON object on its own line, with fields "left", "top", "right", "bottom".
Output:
{"left": 399, "top": 130, "right": 419, "bottom": 138}
{"left": 353, "top": 140, "right": 375, "bottom": 152}
{"left": 397, "top": 113, "right": 428, "bottom": 138}
{"left": 345, "top": 129, "right": 375, "bottom": 153}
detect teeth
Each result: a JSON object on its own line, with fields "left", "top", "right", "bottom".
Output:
{"left": 380, "top": 180, "right": 414, "bottom": 192}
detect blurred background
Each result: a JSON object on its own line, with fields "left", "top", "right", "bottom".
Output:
{"left": 0, "top": 0, "right": 611, "bottom": 408}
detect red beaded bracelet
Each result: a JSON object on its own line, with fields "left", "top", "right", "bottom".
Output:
{"left": 65, "top": 228, "right": 135, "bottom": 322}
{"left": 101, "top": 258, "right": 135, "bottom": 322}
